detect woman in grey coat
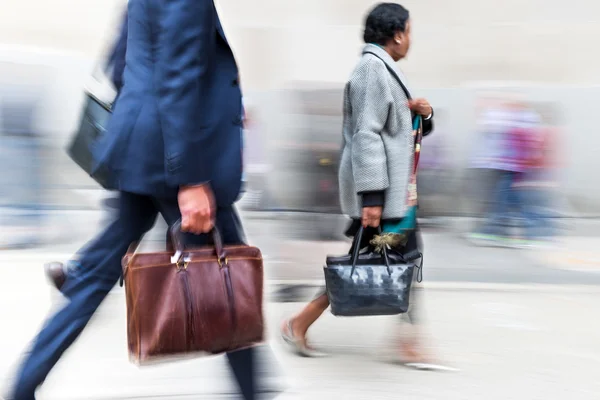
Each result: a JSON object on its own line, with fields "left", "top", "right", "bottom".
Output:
{"left": 281, "top": 3, "right": 439, "bottom": 367}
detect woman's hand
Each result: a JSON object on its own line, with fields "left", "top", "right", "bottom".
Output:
{"left": 362, "top": 206, "right": 383, "bottom": 228}
{"left": 408, "top": 98, "right": 433, "bottom": 117}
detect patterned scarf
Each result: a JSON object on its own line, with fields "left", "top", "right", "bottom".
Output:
{"left": 371, "top": 115, "right": 422, "bottom": 251}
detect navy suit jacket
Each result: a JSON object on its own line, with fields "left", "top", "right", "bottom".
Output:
{"left": 93, "top": 0, "right": 243, "bottom": 206}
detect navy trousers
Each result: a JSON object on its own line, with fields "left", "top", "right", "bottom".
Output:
{"left": 10, "top": 192, "right": 256, "bottom": 400}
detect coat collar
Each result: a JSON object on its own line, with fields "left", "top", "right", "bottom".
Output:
{"left": 362, "top": 44, "right": 412, "bottom": 98}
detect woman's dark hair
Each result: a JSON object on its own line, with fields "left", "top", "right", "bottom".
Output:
{"left": 363, "top": 3, "right": 410, "bottom": 45}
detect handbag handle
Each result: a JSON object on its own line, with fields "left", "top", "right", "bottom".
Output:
{"left": 350, "top": 226, "right": 392, "bottom": 276}
{"left": 169, "top": 219, "right": 227, "bottom": 267}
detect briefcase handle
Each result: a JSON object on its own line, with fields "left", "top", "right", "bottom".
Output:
{"left": 120, "top": 220, "right": 226, "bottom": 286}
{"left": 350, "top": 226, "right": 392, "bottom": 277}
{"left": 169, "top": 219, "right": 227, "bottom": 267}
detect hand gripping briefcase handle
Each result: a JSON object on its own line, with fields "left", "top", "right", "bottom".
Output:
{"left": 168, "top": 220, "right": 228, "bottom": 270}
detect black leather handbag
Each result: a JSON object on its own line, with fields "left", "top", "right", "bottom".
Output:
{"left": 66, "top": 92, "right": 112, "bottom": 188}
{"left": 324, "top": 226, "right": 419, "bottom": 317}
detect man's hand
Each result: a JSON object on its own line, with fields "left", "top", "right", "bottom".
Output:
{"left": 362, "top": 206, "right": 383, "bottom": 228}
{"left": 408, "top": 98, "right": 433, "bottom": 117}
{"left": 178, "top": 184, "right": 216, "bottom": 234}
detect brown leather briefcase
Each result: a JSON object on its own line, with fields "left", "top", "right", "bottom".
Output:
{"left": 121, "top": 221, "right": 264, "bottom": 365}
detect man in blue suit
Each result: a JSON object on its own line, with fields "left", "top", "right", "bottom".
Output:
{"left": 8, "top": 1, "right": 255, "bottom": 399}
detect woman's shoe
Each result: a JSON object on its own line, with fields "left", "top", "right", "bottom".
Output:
{"left": 280, "top": 320, "right": 327, "bottom": 358}
{"left": 396, "top": 341, "right": 459, "bottom": 372}
{"left": 404, "top": 361, "right": 460, "bottom": 371}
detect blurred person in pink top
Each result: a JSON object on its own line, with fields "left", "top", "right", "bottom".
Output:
{"left": 511, "top": 104, "right": 562, "bottom": 243}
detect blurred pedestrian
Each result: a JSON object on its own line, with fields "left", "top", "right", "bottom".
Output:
{"left": 469, "top": 99, "right": 541, "bottom": 245}
{"left": 280, "top": 3, "right": 446, "bottom": 369}
{"left": 7, "top": 1, "right": 258, "bottom": 399}
{"left": 511, "top": 105, "right": 559, "bottom": 244}
{"left": 468, "top": 95, "right": 507, "bottom": 217}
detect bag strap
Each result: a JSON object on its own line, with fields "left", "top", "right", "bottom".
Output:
{"left": 412, "top": 115, "right": 423, "bottom": 174}
{"left": 120, "top": 241, "right": 139, "bottom": 287}
{"left": 364, "top": 49, "right": 413, "bottom": 100}
{"left": 365, "top": 50, "right": 424, "bottom": 174}
{"left": 349, "top": 226, "right": 392, "bottom": 276}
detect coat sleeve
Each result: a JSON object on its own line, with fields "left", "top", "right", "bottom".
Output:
{"left": 156, "top": 0, "right": 216, "bottom": 186}
{"left": 350, "top": 61, "right": 391, "bottom": 194}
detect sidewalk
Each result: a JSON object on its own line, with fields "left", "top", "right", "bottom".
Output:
{"left": 3, "top": 233, "right": 600, "bottom": 289}
{"left": 2, "top": 225, "right": 600, "bottom": 292}
{"left": 530, "top": 236, "right": 600, "bottom": 272}
{"left": 1, "top": 282, "right": 599, "bottom": 399}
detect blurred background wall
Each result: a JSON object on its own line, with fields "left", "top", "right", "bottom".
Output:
{"left": 3, "top": 0, "right": 600, "bottom": 86}
{"left": 0, "top": 0, "right": 598, "bottom": 220}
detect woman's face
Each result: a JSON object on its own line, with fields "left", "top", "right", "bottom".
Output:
{"left": 391, "top": 20, "right": 411, "bottom": 61}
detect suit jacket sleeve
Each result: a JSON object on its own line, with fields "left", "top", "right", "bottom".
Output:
{"left": 350, "top": 61, "right": 391, "bottom": 194}
{"left": 156, "top": 0, "right": 216, "bottom": 186}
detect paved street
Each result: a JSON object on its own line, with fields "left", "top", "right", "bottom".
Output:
{"left": 0, "top": 279, "right": 599, "bottom": 399}
{"left": 1, "top": 211, "right": 600, "bottom": 399}
{"left": 4, "top": 208, "right": 600, "bottom": 287}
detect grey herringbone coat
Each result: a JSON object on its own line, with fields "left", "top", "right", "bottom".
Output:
{"left": 339, "top": 44, "right": 414, "bottom": 219}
